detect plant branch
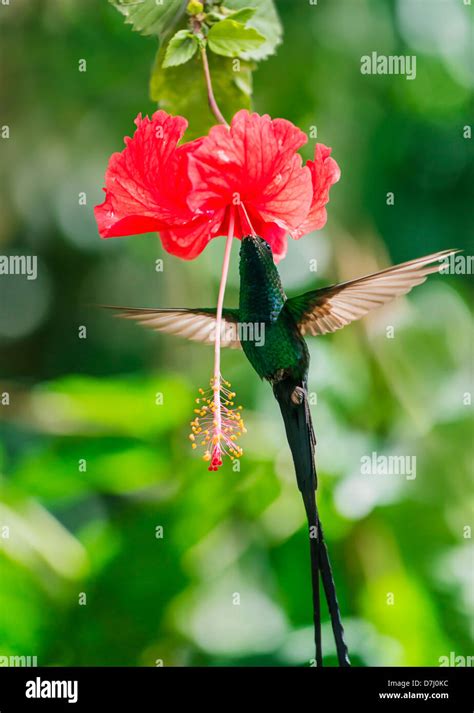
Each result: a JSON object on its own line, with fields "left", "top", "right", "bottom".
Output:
{"left": 200, "top": 46, "right": 229, "bottom": 126}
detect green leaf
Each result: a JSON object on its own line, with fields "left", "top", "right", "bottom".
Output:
{"left": 206, "top": 7, "right": 256, "bottom": 25}
{"left": 227, "top": 7, "right": 257, "bottom": 23}
{"left": 207, "top": 19, "right": 265, "bottom": 59}
{"left": 109, "top": 0, "right": 185, "bottom": 38}
{"left": 163, "top": 29, "right": 198, "bottom": 67}
{"left": 225, "top": 0, "right": 282, "bottom": 61}
{"left": 233, "top": 70, "right": 252, "bottom": 97}
{"left": 150, "top": 46, "right": 253, "bottom": 139}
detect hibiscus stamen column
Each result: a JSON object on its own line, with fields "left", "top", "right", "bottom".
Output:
{"left": 211, "top": 209, "right": 235, "bottom": 469}
{"left": 239, "top": 203, "right": 257, "bottom": 237}
{"left": 189, "top": 208, "right": 246, "bottom": 471}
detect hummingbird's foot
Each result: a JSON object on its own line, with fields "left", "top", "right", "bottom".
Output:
{"left": 290, "top": 386, "right": 305, "bottom": 405}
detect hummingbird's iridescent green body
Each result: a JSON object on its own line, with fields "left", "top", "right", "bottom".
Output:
{"left": 238, "top": 236, "right": 309, "bottom": 383}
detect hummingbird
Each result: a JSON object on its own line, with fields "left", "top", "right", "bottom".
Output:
{"left": 104, "top": 238, "right": 456, "bottom": 667}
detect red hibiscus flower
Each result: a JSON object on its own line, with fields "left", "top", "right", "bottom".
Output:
{"left": 95, "top": 109, "right": 340, "bottom": 262}
{"left": 94, "top": 110, "right": 214, "bottom": 259}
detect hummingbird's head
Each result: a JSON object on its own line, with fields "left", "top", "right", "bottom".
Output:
{"left": 238, "top": 235, "right": 286, "bottom": 319}
{"left": 239, "top": 235, "right": 276, "bottom": 277}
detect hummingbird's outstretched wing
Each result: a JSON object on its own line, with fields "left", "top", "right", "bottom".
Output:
{"left": 285, "top": 249, "right": 459, "bottom": 336}
{"left": 101, "top": 306, "right": 242, "bottom": 349}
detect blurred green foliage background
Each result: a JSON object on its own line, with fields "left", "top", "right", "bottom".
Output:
{"left": 0, "top": 0, "right": 473, "bottom": 666}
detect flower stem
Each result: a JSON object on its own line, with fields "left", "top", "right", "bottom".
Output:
{"left": 213, "top": 209, "right": 235, "bottom": 433}
{"left": 201, "top": 46, "right": 229, "bottom": 127}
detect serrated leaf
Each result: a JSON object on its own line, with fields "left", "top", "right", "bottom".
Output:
{"left": 109, "top": 0, "right": 185, "bottom": 38}
{"left": 207, "top": 19, "right": 265, "bottom": 59}
{"left": 225, "top": 0, "right": 282, "bottom": 61}
{"left": 150, "top": 46, "right": 253, "bottom": 139}
{"left": 163, "top": 29, "right": 198, "bottom": 67}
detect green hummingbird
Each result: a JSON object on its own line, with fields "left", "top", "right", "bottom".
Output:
{"left": 105, "top": 238, "right": 456, "bottom": 667}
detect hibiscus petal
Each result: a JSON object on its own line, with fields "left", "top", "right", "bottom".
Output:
{"left": 292, "top": 143, "right": 341, "bottom": 239}
{"left": 187, "top": 110, "right": 313, "bottom": 234}
{"left": 232, "top": 207, "right": 288, "bottom": 262}
{"left": 256, "top": 221, "right": 288, "bottom": 263}
{"left": 95, "top": 111, "right": 193, "bottom": 238}
{"left": 159, "top": 209, "right": 226, "bottom": 260}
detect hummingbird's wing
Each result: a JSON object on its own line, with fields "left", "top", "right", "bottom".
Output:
{"left": 285, "top": 249, "right": 459, "bottom": 336}
{"left": 102, "top": 306, "right": 242, "bottom": 349}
